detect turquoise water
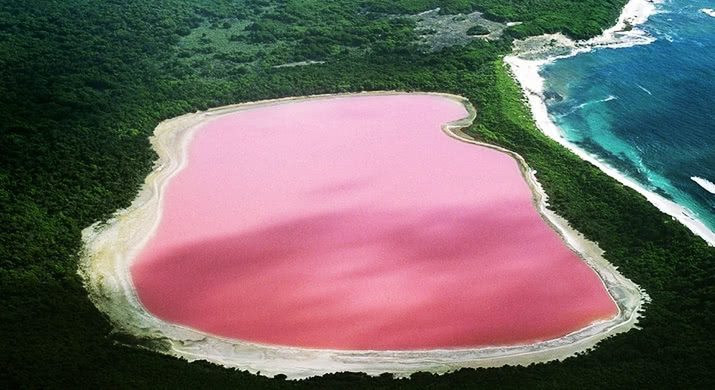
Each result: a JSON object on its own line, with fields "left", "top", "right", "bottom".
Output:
{"left": 542, "top": 0, "right": 715, "bottom": 233}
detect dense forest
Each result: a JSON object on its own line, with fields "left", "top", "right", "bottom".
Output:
{"left": 1, "top": 0, "right": 713, "bottom": 388}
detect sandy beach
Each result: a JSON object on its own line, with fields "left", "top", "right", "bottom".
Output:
{"left": 505, "top": 0, "right": 715, "bottom": 246}
{"left": 80, "top": 91, "right": 646, "bottom": 379}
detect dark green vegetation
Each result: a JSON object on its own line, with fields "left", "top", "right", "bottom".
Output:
{"left": 466, "top": 24, "right": 490, "bottom": 36}
{"left": 1, "top": 0, "right": 713, "bottom": 388}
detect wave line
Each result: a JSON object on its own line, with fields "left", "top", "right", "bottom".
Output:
{"left": 692, "top": 176, "right": 715, "bottom": 194}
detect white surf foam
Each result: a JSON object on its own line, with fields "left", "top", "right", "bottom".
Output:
{"left": 637, "top": 84, "right": 652, "bottom": 95}
{"left": 505, "top": 0, "right": 715, "bottom": 246}
{"left": 558, "top": 95, "right": 618, "bottom": 118}
{"left": 692, "top": 177, "right": 715, "bottom": 194}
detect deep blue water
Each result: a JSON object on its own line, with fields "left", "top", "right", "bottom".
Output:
{"left": 541, "top": 0, "right": 715, "bottom": 233}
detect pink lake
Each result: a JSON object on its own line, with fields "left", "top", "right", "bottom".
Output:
{"left": 131, "top": 94, "right": 617, "bottom": 350}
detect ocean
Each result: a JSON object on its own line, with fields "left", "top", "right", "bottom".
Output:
{"left": 540, "top": 0, "right": 715, "bottom": 238}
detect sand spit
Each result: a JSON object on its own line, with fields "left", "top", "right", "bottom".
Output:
{"left": 80, "top": 91, "right": 646, "bottom": 379}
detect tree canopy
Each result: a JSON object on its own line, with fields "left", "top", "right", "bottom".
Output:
{"left": 1, "top": 1, "right": 713, "bottom": 388}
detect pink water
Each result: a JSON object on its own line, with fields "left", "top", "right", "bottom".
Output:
{"left": 132, "top": 94, "right": 617, "bottom": 350}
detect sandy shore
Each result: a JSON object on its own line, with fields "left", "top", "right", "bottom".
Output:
{"left": 505, "top": 0, "right": 715, "bottom": 246}
{"left": 80, "top": 91, "right": 646, "bottom": 379}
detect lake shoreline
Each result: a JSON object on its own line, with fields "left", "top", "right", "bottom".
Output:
{"left": 80, "top": 92, "right": 645, "bottom": 379}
